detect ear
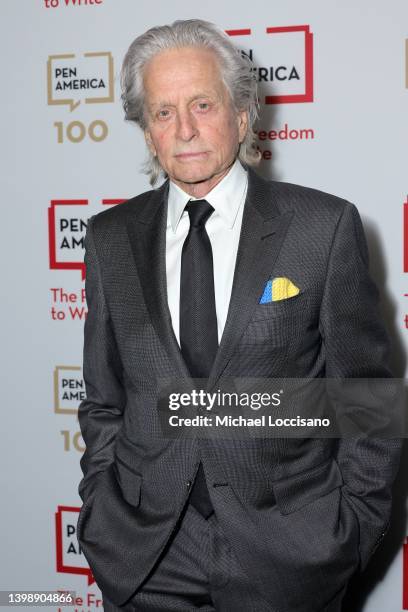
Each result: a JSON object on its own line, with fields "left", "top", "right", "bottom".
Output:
{"left": 144, "top": 129, "right": 156, "bottom": 156}
{"left": 237, "top": 110, "right": 249, "bottom": 144}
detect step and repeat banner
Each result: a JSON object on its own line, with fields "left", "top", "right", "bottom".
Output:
{"left": 1, "top": 1, "right": 407, "bottom": 610}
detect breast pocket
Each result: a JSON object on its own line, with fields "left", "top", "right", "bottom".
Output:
{"left": 241, "top": 289, "right": 320, "bottom": 349}
{"left": 251, "top": 290, "right": 310, "bottom": 322}
{"left": 240, "top": 317, "right": 293, "bottom": 347}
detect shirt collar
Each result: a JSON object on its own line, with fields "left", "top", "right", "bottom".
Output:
{"left": 168, "top": 159, "right": 248, "bottom": 233}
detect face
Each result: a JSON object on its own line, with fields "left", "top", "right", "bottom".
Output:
{"left": 143, "top": 46, "right": 248, "bottom": 198}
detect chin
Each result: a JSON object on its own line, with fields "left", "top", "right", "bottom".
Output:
{"left": 173, "top": 170, "right": 214, "bottom": 185}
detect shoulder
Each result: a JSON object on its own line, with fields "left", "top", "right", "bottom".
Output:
{"left": 247, "top": 169, "right": 363, "bottom": 256}
{"left": 248, "top": 168, "right": 352, "bottom": 222}
{"left": 88, "top": 182, "right": 168, "bottom": 234}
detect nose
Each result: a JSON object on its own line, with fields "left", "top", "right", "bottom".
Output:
{"left": 176, "top": 109, "right": 198, "bottom": 142}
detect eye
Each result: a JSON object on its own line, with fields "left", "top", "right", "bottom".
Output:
{"left": 196, "top": 101, "right": 211, "bottom": 112}
{"left": 157, "top": 109, "right": 171, "bottom": 120}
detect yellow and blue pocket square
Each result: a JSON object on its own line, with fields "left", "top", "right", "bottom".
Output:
{"left": 259, "top": 277, "right": 300, "bottom": 304}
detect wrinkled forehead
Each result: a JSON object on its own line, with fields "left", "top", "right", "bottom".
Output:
{"left": 142, "top": 46, "right": 228, "bottom": 106}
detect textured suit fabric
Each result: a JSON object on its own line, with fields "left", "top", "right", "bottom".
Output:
{"left": 77, "top": 168, "right": 401, "bottom": 611}
{"left": 101, "top": 502, "right": 273, "bottom": 611}
{"left": 101, "top": 502, "right": 346, "bottom": 612}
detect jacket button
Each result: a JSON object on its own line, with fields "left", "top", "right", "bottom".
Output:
{"left": 186, "top": 480, "right": 192, "bottom": 488}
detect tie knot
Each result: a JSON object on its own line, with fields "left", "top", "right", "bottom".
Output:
{"left": 185, "top": 200, "right": 214, "bottom": 228}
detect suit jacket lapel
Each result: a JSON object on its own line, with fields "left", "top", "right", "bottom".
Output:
{"left": 208, "top": 169, "right": 294, "bottom": 389}
{"left": 125, "top": 169, "right": 294, "bottom": 387}
{"left": 126, "top": 181, "right": 190, "bottom": 379}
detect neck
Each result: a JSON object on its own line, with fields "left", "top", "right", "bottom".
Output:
{"left": 173, "top": 161, "right": 235, "bottom": 199}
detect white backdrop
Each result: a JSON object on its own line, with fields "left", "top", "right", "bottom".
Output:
{"left": 1, "top": 1, "right": 407, "bottom": 610}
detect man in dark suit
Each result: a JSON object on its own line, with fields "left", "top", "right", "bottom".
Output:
{"left": 77, "top": 19, "right": 401, "bottom": 612}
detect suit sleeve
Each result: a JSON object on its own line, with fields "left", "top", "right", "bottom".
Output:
{"left": 78, "top": 216, "right": 126, "bottom": 503}
{"left": 319, "top": 202, "right": 402, "bottom": 572}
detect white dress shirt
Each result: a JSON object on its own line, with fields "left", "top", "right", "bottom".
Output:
{"left": 166, "top": 159, "right": 248, "bottom": 345}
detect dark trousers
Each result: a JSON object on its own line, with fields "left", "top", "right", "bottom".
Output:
{"left": 102, "top": 500, "right": 347, "bottom": 612}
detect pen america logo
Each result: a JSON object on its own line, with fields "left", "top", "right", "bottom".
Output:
{"left": 48, "top": 199, "right": 125, "bottom": 279}
{"left": 53, "top": 366, "right": 86, "bottom": 453}
{"left": 47, "top": 52, "right": 114, "bottom": 144}
{"left": 47, "top": 52, "right": 114, "bottom": 112}
{"left": 48, "top": 200, "right": 88, "bottom": 279}
{"left": 55, "top": 506, "right": 94, "bottom": 585}
{"left": 226, "top": 25, "right": 314, "bottom": 104}
{"left": 54, "top": 366, "right": 85, "bottom": 414}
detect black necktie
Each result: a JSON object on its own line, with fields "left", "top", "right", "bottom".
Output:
{"left": 180, "top": 200, "right": 217, "bottom": 519}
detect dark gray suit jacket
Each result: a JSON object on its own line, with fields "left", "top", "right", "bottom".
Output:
{"left": 77, "top": 168, "right": 401, "bottom": 610}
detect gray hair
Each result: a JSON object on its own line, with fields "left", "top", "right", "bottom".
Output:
{"left": 120, "top": 19, "right": 260, "bottom": 185}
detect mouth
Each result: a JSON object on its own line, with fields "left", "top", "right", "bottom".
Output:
{"left": 174, "top": 152, "right": 208, "bottom": 160}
